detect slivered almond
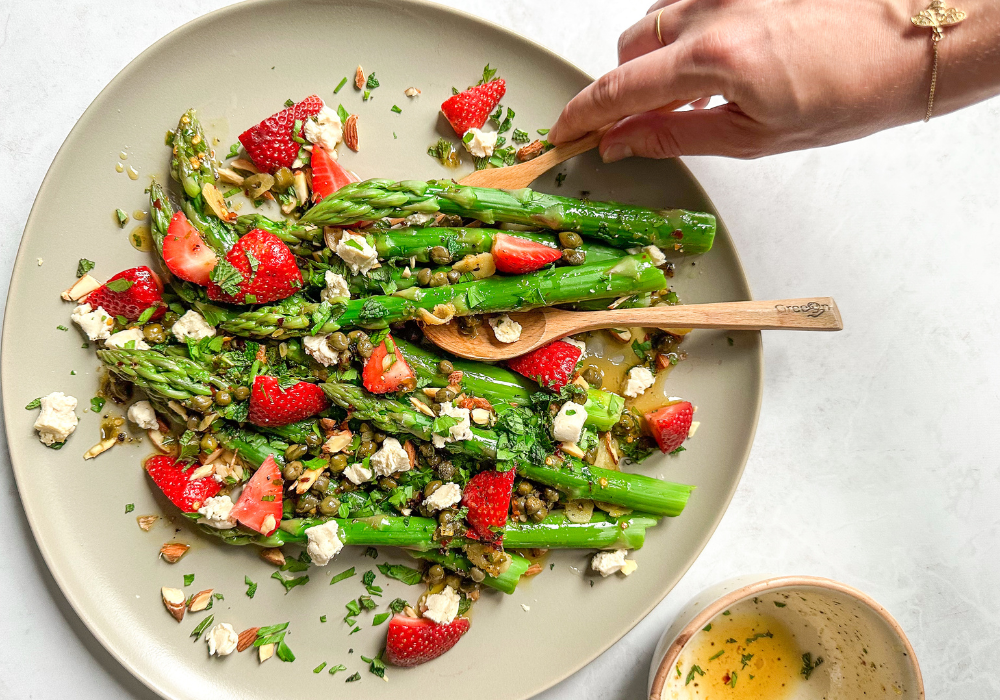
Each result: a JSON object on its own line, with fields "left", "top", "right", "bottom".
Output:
{"left": 167, "top": 401, "right": 189, "bottom": 421}
{"left": 471, "top": 408, "right": 491, "bottom": 426}
{"left": 403, "top": 440, "right": 417, "bottom": 468}
{"left": 188, "top": 463, "right": 214, "bottom": 481}
{"left": 83, "top": 436, "right": 118, "bottom": 460}
{"left": 422, "top": 387, "right": 439, "bottom": 399}
{"left": 201, "top": 183, "right": 237, "bottom": 223}
{"left": 403, "top": 605, "right": 419, "bottom": 618}
{"left": 161, "top": 587, "right": 186, "bottom": 622}
{"left": 516, "top": 140, "right": 545, "bottom": 162}
{"left": 404, "top": 87, "right": 421, "bottom": 97}
{"left": 523, "top": 563, "right": 544, "bottom": 577}
{"left": 293, "top": 170, "right": 309, "bottom": 206}
{"left": 322, "top": 430, "right": 352, "bottom": 454}
{"left": 259, "top": 642, "right": 275, "bottom": 663}
{"left": 409, "top": 397, "right": 435, "bottom": 417}
{"left": 259, "top": 548, "right": 286, "bottom": 567}
{"left": 343, "top": 114, "right": 359, "bottom": 152}
{"left": 260, "top": 514, "right": 276, "bottom": 534}
{"left": 136, "top": 515, "right": 159, "bottom": 531}
{"left": 188, "top": 588, "right": 214, "bottom": 612}
{"left": 230, "top": 158, "right": 260, "bottom": 174}
{"left": 561, "top": 442, "right": 586, "bottom": 459}
{"left": 216, "top": 167, "right": 244, "bottom": 186}
{"left": 237, "top": 627, "right": 260, "bottom": 652}
{"left": 295, "top": 467, "right": 323, "bottom": 494}
{"left": 61, "top": 274, "right": 102, "bottom": 302}
{"left": 196, "top": 412, "right": 218, "bottom": 432}
{"left": 147, "top": 429, "right": 174, "bottom": 455}
{"left": 355, "top": 65, "right": 365, "bottom": 89}
{"left": 417, "top": 303, "right": 455, "bottom": 325}
{"left": 159, "top": 542, "right": 190, "bottom": 563}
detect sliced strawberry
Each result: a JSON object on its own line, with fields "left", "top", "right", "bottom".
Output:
{"left": 507, "top": 340, "right": 581, "bottom": 391}
{"left": 87, "top": 266, "right": 166, "bottom": 322}
{"left": 491, "top": 233, "right": 563, "bottom": 275}
{"left": 248, "top": 375, "right": 330, "bottom": 427}
{"left": 238, "top": 95, "right": 324, "bottom": 173}
{"left": 461, "top": 468, "right": 515, "bottom": 543}
{"left": 145, "top": 455, "right": 221, "bottom": 513}
{"left": 310, "top": 144, "right": 358, "bottom": 202}
{"left": 362, "top": 334, "right": 416, "bottom": 394}
{"left": 229, "top": 455, "right": 283, "bottom": 535}
{"left": 206, "top": 229, "right": 302, "bottom": 305}
{"left": 384, "top": 614, "right": 470, "bottom": 667}
{"left": 162, "top": 211, "right": 218, "bottom": 286}
{"left": 440, "top": 79, "right": 506, "bottom": 137}
{"left": 645, "top": 401, "right": 694, "bottom": 453}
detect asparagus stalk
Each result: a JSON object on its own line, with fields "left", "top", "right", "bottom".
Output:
{"left": 406, "top": 550, "right": 530, "bottom": 595}
{"left": 148, "top": 179, "right": 173, "bottom": 257}
{"left": 97, "top": 348, "right": 228, "bottom": 400}
{"left": 220, "top": 251, "right": 667, "bottom": 337}
{"left": 300, "top": 179, "right": 716, "bottom": 254}
{"left": 503, "top": 511, "right": 656, "bottom": 550}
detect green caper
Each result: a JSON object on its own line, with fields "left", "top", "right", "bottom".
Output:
{"left": 559, "top": 231, "right": 584, "bottom": 248}
{"left": 582, "top": 366, "right": 604, "bottom": 387}
{"left": 186, "top": 416, "right": 203, "bottom": 431}
{"left": 200, "top": 434, "right": 219, "bottom": 453}
{"left": 372, "top": 431, "right": 386, "bottom": 444}
{"left": 214, "top": 391, "right": 232, "bottom": 407}
{"left": 319, "top": 496, "right": 341, "bottom": 516}
{"left": 273, "top": 167, "right": 294, "bottom": 192}
{"left": 616, "top": 413, "right": 636, "bottom": 435}
{"left": 161, "top": 311, "right": 180, "bottom": 328}
{"left": 416, "top": 267, "right": 432, "bottom": 286}
{"left": 516, "top": 481, "right": 534, "bottom": 496}
{"left": 348, "top": 330, "right": 364, "bottom": 341}
{"left": 426, "top": 451, "right": 442, "bottom": 467}
{"left": 418, "top": 443, "right": 436, "bottom": 459}
{"left": 525, "top": 495, "right": 544, "bottom": 515}
{"left": 435, "top": 460, "right": 456, "bottom": 480}
{"left": 429, "top": 271, "right": 449, "bottom": 287}
{"left": 305, "top": 432, "right": 322, "bottom": 448}
{"left": 329, "top": 331, "right": 349, "bottom": 351}
{"left": 358, "top": 440, "right": 377, "bottom": 458}
{"left": 190, "top": 395, "right": 214, "bottom": 412}
{"left": 460, "top": 578, "right": 479, "bottom": 593}
{"left": 283, "top": 461, "right": 304, "bottom": 481}
{"left": 295, "top": 493, "right": 320, "bottom": 513}
{"left": 330, "top": 454, "right": 348, "bottom": 473}
{"left": 427, "top": 564, "right": 446, "bottom": 584}
{"left": 423, "top": 480, "right": 443, "bottom": 498}
{"left": 233, "top": 386, "right": 251, "bottom": 401}
{"left": 142, "top": 323, "right": 166, "bottom": 344}
{"left": 514, "top": 496, "right": 527, "bottom": 514}
{"left": 340, "top": 479, "right": 357, "bottom": 492}
{"left": 357, "top": 338, "right": 374, "bottom": 358}
{"left": 359, "top": 422, "right": 372, "bottom": 435}
{"left": 284, "top": 443, "right": 308, "bottom": 461}
{"left": 530, "top": 505, "right": 548, "bottom": 522}
{"left": 430, "top": 246, "right": 452, "bottom": 265}
{"left": 562, "top": 248, "right": 587, "bottom": 266}
{"left": 447, "top": 270, "right": 461, "bottom": 284}
{"left": 438, "top": 360, "right": 454, "bottom": 375}
{"left": 438, "top": 509, "right": 455, "bottom": 525}
{"left": 435, "top": 387, "right": 456, "bottom": 403}
{"left": 312, "top": 474, "right": 331, "bottom": 494}
{"left": 444, "top": 574, "right": 462, "bottom": 589}
{"left": 584, "top": 445, "right": 598, "bottom": 464}
{"left": 430, "top": 402, "right": 442, "bottom": 414}
{"left": 377, "top": 477, "right": 397, "bottom": 491}
{"left": 543, "top": 487, "right": 560, "bottom": 502}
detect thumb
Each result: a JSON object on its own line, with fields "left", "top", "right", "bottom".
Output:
{"left": 599, "top": 105, "right": 763, "bottom": 160}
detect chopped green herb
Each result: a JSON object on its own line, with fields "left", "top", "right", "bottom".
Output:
{"left": 136, "top": 306, "right": 158, "bottom": 325}
{"left": 209, "top": 259, "right": 244, "bottom": 297}
{"left": 337, "top": 103, "right": 350, "bottom": 123}
{"left": 245, "top": 575, "right": 258, "bottom": 598}
{"left": 329, "top": 664, "right": 347, "bottom": 676}
{"left": 685, "top": 664, "right": 705, "bottom": 685}
{"left": 728, "top": 671, "right": 738, "bottom": 688}
{"left": 555, "top": 172, "right": 566, "bottom": 187}
{"left": 349, "top": 626, "right": 361, "bottom": 635}
{"left": 479, "top": 64, "right": 498, "bottom": 84}
{"left": 124, "top": 503, "right": 135, "bottom": 513}
{"left": 391, "top": 105, "right": 402, "bottom": 114}
{"left": 363, "top": 547, "right": 378, "bottom": 559}
{"left": 740, "top": 652, "right": 754, "bottom": 669}
{"left": 92, "top": 394, "right": 108, "bottom": 413}
{"left": 284, "top": 98, "right": 295, "bottom": 107}
{"left": 320, "top": 615, "right": 327, "bottom": 623}
{"left": 313, "top": 662, "right": 327, "bottom": 673}
{"left": 345, "top": 672, "right": 361, "bottom": 683}
{"left": 727, "top": 336, "right": 735, "bottom": 346}
{"left": 331, "top": 567, "right": 356, "bottom": 585}
{"left": 363, "top": 90, "right": 371, "bottom": 101}
{"left": 366, "top": 72, "right": 379, "bottom": 89}
{"left": 24, "top": 397, "right": 41, "bottom": 410}
{"left": 451, "top": 86, "right": 459, "bottom": 95}
{"left": 722, "top": 610, "right": 731, "bottom": 616}
{"left": 190, "top": 614, "right": 214, "bottom": 640}
{"left": 388, "top": 598, "right": 408, "bottom": 613}
{"left": 377, "top": 562, "right": 422, "bottom": 585}
{"left": 358, "top": 595, "right": 377, "bottom": 611}
{"left": 746, "top": 631, "right": 774, "bottom": 646}
{"left": 276, "top": 639, "right": 296, "bottom": 662}
{"left": 512, "top": 128, "right": 529, "bottom": 143}
{"left": 703, "top": 623, "right": 712, "bottom": 632}
{"left": 105, "top": 278, "right": 134, "bottom": 293}
{"left": 226, "top": 143, "right": 240, "bottom": 159}
{"left": 372, "top": 612, "right": 391, "bottom": 626}
{"left": 774, "top": 601, "right": 786, "bottom": 607}
{"left": 726, "top": 637, "right": 737, "bottom": 644}
{"left": 183, "top": 574, "right": 195, "bottom": 586}
{"left": 537, "top": 128, "right": 550, "bottom": 135}
{"left": 800, "top": 652, "right": 824, "bottom": 680}
{"left": 709, "top": 650, "right": 725, "bottom": 661}
{"left": 669, "top": 446, "right": 686, "bottom": 455}
{"left": 115, "top": 209, "right": 129, "bottom": 227}
{"left": 271, "top": 571, "right": 309, "bottom": 592}
{"left": 223, "top": 187, "right": 240, "bottom": 198}
{"left": 54, "top": 324, "right": 68, "bottom": 331}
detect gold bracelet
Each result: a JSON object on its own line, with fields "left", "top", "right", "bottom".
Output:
{"left": 911, "top": 0, "right": 968, "bottom": 121}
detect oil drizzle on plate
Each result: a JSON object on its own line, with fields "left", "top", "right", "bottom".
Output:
{"left": 129, "top": 226, "right": 152, "bottom": 252}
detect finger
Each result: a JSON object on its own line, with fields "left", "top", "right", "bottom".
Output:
{"left": 548, "top": 49, "right": 720, "bottom": 144}
{"left": 646, "top": 0, "right": 683, "bottom": 12}
{"left": 598, "top": 106, "right": 763, "bottom": 160}
{"left": 618, "top": 4, "right": 682, "bottom": 64}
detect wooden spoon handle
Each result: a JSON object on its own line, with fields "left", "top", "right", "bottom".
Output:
{"left": 565, "top": 297, "right": 843, "bottom": 333}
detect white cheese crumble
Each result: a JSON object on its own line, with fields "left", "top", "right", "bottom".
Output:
{"left": 562, "top": 337, "right": 587, "bottom": 355}
{"left": 303, "top": 334, "right": 339, "bottom": 367}
{"left": 197, "top": 494, "right": 236, "bottom": 529}
{"left": 171, "top": 310, "right": 216, "bottom": 342}
{"left": 462, "top": 128, "right": 498, "bottom": 158}
{"left": 423, "top": 585, "right": 461, "bottom": 624}
{"left": 521, "top": 603, "right": 531, "bottom": 612}
{"left": 344, "top": 462, "right": 373, "bottom": 485}
{"left": 334, "top": 231, "right": 378, "bottom": 275}
{"left": 303, "top": 104, "right": 344, "bottom": 155}
{"left": 552, "top": 401, "right": 587, "bottom": 444}
{"left": 321, "top": 271, "right": 351, "bottom": 302}
{"left": 71, "top": 303, "right": 113, "bottom": 341}
{"left": 370, "top": 436, "right": 411, "bottom": 477}
{"left": 33, "top": 392, "right": 78, "bottom": 446}
{"left": 431, "top": 401, "right": 473, "bottom": 448}
{"left": 644, "top": 245, "right": 667, "bottom": 266}
{"left": 404, "top": 212, "right": 436, "bottom": 226}
{"left": 623, "top": 366, "right": 655, "bottom": 398}
{"left": 206, "top": 622, "right": 239, "bottom": 656}
{"left": 591, "top": 549, "right": 628, "bottom": 577}
{"left": 423, "top": 482, "right": 462, "bottom": 511}
{"left": 127, "top": 400, "right": 158, "bottom": 430}
{"left": 489, "top": 314, "right": 522, "bottom": 344}
{"left": 305, "top": 520, "right": 344, "bottom": 566}
{"left": 105, "top": 328, "right": 150, "bottom": 350}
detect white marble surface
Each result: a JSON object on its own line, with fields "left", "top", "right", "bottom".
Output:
{"left": 1, "top": 1, "right": 998, "bottom": 698}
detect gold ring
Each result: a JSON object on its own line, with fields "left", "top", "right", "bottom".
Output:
{"left": 655, "top": 9, "right": 665, "bottom": 46}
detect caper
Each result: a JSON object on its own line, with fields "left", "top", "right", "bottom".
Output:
{"left": 427, "top": 564, "right": 446, "bottom": 584}
{"left": 283, "top": 460, "right": 304, "bottom": 481}
{"left": 617, "top": 413, "right": 636, "bottom": 434}
{"left": 419, "top": 443, "right": 436, "bottom": 459}
{"left": 358, "top": 440, "right": 377, "bottom": 458}
{"left": 460, "top": 578, "right": 479, "bottom": 593}
{"left": 340, "top": 479, "right": 357, "bottom": 492}
{"left": 356, "top": 338, "right": 374, "bottom": 358}
{"left": 530, "top": 505, "right": 548, "bottom": 522}
{"left": 230, "top": 385, "right": 248, "bottom": 402}
{"left": 312, "top": 474, "right": 331, "bottom": 494}
{"left": 319, "top": 496, "right": 341, "bottom": 515}
{"left": 445, "top": 574, "right": 462, "bottom": 589}
{"left": 190, "top": 395, "right": 214, "bottom": 412}
{"left": 435, "top": 460, "right": 456, "bottom": 480}
{"left": 273, "top": 167, "right": 294, "bottom": 192}
{"left": 186, "top": 416, "right": 202, "bottom": 431}
{"left": 429, "top": 271, "right": 449, "bottom": 287}
{"left": 543, "top": 488, "right": 560, "bottom": 503}
{"left": 447, "top": 270, "right": 461, "bottom": 284}
{"left": 435, "top": 387, "right": 456, "bottom": 403}
{"left": 525, "top": 495, "right": 545, "bottom": 515}
{"left": 161, "top": 311, "right": 180, "bottom": 328}
{"left": 562, "top": 248, "right": 587, "bottom": 266}
{"left": 330, "top": 454, "right": 348, "bottom": 473}
{"left": 559, "top": 231, "right": 584, "bottom": 248}
{"left": 284, "top": 443, "right": 308, "bottom": 461}
{"left": 584, "top": 445, "right": 598, "bottom": 464}
{"left": 430, "top": 402, "right": 442, "bottom": 414}
{"left": 142, "top": 323, "right": 166, "bottom": 344}
{"left": 348, "top": 330, "right": 364, "bottom": 341}
{"left": 296, "top": 493, "right": 321, "bottom": 513}
{"left": 200, "top": 434, "right": 219, "bottom": 453}
{"left": 514, "top": 496, "right": 527, "bottom": 513}
{"left": 430, "top": 246, "right": 452, "bottom": 265}
{"left": 377, "top": 476, "right": 397, "bottom": 490}
{"left": 516, "top": 481, "right": 534, "bottom": 496}
{"left": 438, "top": 360, "right": 454, "bottom": 375}
{"left": 424, "top": 480, "right": 443, "bottom": 498}
{"left": 329, "top": 331, "right": 349, "bottom": 351}
{"left": 438, "top": 509, "right": 455, "bottom": 525}
{"left": 469, "top": 567, "right": 486, "bottom": 583}
{"left": 426, "top": 451, "right": 442, "bottom": 467}
{"left": 582, "top": 366, "right": 604, "bottom": 387}
{"left": 305, "top": 432, "right": 322, "bottom": 448}
{"left": 566, "top": 384, "right": 588, "bottom": 403}
{"left": 359, "top": 422, "right": 373, "bottom": 435}
{"left": 417, "top": 267, "right": 432, "bottom": 286}
{"left": 372, "top": 431, "right": 386, "bottom": 444}
{"left": 214, "top": 390, "right": 232, "bottom": 407}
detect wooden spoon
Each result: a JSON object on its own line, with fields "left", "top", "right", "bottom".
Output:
{"left": 422, "top": 297, "right": 842, "bottom": 361}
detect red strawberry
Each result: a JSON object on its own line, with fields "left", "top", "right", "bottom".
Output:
{"left": 162, "top": 211, "right": 218, "bottom": 286}
{"left": 87, "top": 266, "right": 166, "bottom": 322}
{"left": 229, "top": 455, "right": 282, "bottom": 535}
{"left": 384, "top": 614, "right": 470, "bottom": 667}
{"left": 440, "top": 79, "right": 506, "bottom": 136}
{"left": 206, "top": 229, "right": 302, "bottom": 305}
{"left": 145, "top": 455, "right": 221, "bottom": 513}
{"left": 362, "top": 334, "right": 416, "bottom": 394}
{"left": 491, "top": 233, "right": 563, "bottom": 275}
{"left": 507, "top": 340, "right": 582, "bottom": 391}
{"left": 238, "top": 95, "right": 324, "bottom": 173}
{"left": 461, "top": 468, "right": 515, "bottom": 542}
{"left": 310, "top": 144, "right": 358, "bottom": 202}
{"left": 645, "top": 401, "right": 694, "bottom": 453}
{"left": 248, "top": 375, "right": 330, "bottom": 427}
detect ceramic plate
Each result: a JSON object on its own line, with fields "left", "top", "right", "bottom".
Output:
{"left": 1, "top": 1, "right": 761, "bottom": 698}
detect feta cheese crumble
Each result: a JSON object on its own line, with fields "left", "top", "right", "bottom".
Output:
{"left": 591, "top": 549, "right": 628, "bottom": 577}
{"left": 462, "top": 128, "right": 498, "bottom": 158}
{"left": 344, "top": 462, "right": 373, "bottom": 485}
{"left": 403, "top": 212, "right": 436, "bottom": 226}
{"left": 563, "top": 336, "right": 587, "bottom": 355}
{"left": 334, "top": 232, "right": 378, "bottom": 275}
{"left": 127, "top": 400, "right": 158, "bottom": 430}
{"left": 305, "top": 520, "right": 344, "bottom": 566}
{"left": 431, "top": 401, "right": 473, "bottom": 448}
{"left": 303, "top": 104, "right": 344, "bottom": 154}
{"left": 33, "top": 392, "right": 78, "bottom": 446}
{"left": 197, "top": 495, "right": 236, "bottom": 529}
{"left": 105, "top": 328, "right": 150, "bottom": 350}
{"left": 370, "top": 437, "right": 411, "bottom": 477}
{"left": 171, "top": 310, "right": 216, "bottom": 342}
{"left": 623, "top": 366, "right": 655, "bottom": 398}
{"left": 71, "top": 303, "right": 113, "bottom": 341}
{"left": 644, "top": 245, "right": 667, "bottom": 266}
{"left": 206, "top": 622, "right": 239, "bottom": 656}
{"left": 423, "top": 482, "right": 462, "bottom": 511}
{"left": 423, "top": 585, "right": 461, "bottom": 624}
{"left": 303, "top": 334, "right": 339, "bottom": 367}
{"left": 489, "top": 314, "right": 522, "bottom": 344}
{"left": 320, "top": 270, "right": 351, "bottom": 302}
{"left": 552, "top": 401, "right": 587, "bottom": 444}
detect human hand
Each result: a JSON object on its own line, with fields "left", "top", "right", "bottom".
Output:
{"left": 548, "top": 0, "right": 1000, "bottom": 160}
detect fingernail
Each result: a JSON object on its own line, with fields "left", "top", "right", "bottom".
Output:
{"left": 601, "top": 143, "right": 633, "bottom": 163}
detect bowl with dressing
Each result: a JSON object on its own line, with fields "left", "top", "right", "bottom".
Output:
{"left": 647, "top": 575, "right": 923, "bottom": 700}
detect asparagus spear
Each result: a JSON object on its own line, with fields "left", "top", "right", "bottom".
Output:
{"left": 220, "top": 251, "right": 667, "bottom": 337}
{"left": 148, "top": 179, "right": 173, "bottom": 257}
{"left": 406, "top": 550, "right": 530, "bottom": 595}
{"left": 503, "top": 511, "right": 656, "bottom": 550}
{"left": 97, "top": 348, "right": 228, "bottom": 400}
{"left": 300, "top": 179, "right": 716, "bottom": 254}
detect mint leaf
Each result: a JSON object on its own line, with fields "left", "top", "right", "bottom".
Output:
{"left": 271, "top": 571, "right": 309, "bottom": 593}
{"left": 209, "top": 259, "right": 244, "bottom": 297}
{"left": 104, "top": 278, "right": 133, "bottom": 293}
{"left": 377, "top": 563, "right": 422, "bottom": 585}
{"left": 77, "top": 258, "right": 95, "bottom": 277}
{"left": 24, "top": 397, "right": 41, "bottom": 410}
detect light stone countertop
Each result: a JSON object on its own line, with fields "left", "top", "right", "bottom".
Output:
{"left": 1, "top": 1, "right": 998, "bottom": 698}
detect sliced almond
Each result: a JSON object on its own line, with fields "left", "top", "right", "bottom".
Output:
{"left": 403, "top": 605, "right": 419, "bottom": 618}
{"left": 196, "top": 412, "right": 218, "bottom": 432}
{"left": 147, "top": 429, "right": 175, "bottom": 455}
{"left": 602, "top": 431, "right": 621, "bottom": 468}
{"left": 216, "top": 167, "right": 245, "bottom": 186}
{"left": 260, "top": 514, "right": 276, "bottom": 534}
{"left": 259, "top": 548, "right": 286, "bottom": 567}
{"left": 293, "top": 170, "right": 309, "bottom": 206}
{"left": 230, "top": 158, "right": 260, "bottom": 174}
{"left": 620, "top": 559, "right": 638, "bottom": 576}
{"left": 404, "top": 87, "right": 421, "bottom": 97}
{"left": 83, "top": 435, "right": 118, "bottom": 460}
{"left": 516, "top": 140, "right": 545, "bottom": 163}
{"left": 136, "top": 515, "right": 159, "bottom": 531}
{"left": 471, "top": 408, "right": 491, "bottom": 426}
{"left": 201, "top": 183, "right": 237, "bottom": 223}
{"left": 403, "top": 440, "right": 417, "bottom": 468}
{"left": 422, "top": 387, "right": 439, "bottom": 399}
{"left": 322, "top": 429, "right": 353, "bottom": 454}
{"left": 188, "top": 463, "right": 214, "bottom": 481}
{"left": 355, "top": 65, "right": 365, "bottom": 89}
{"left": 237, "top": 626, "right": 260, "bottom": 652}
{"left": 561, "top": 442, "right": 586, "bottom": 459}
{"left": 343, "top": 114, "right": 359, "bottom": 152}
{"left": 608, "top": 328, "right": 631, "bottom": 343}
{"left": 161, "top": 587, "right": 186, "bottom": 622}
{"left": 295, "top": 467, "right": 323, "bottom": 494}
{"left": 200, "top": 446, "right": 224, "bottom": 467}
{"left": 409, "top": 396, "right": 435, "bottom": 417}
{"left": 159, "top": 542, "right": 190, "bottom": 564}
{"left": 188, "top": 588, "right": 214, "bottom": 612}
{"left": 417, "top": 303, "right": 455, "bottom": 326}
{"left": 167, "top": 400, "right": 189, "bottom": 421}
{"left": 61, "top": 274, "right": 102, "bottom": 302}
{"left": 523, "top": 563, "right": 544, "bottom": 577}
{"left": 259, "top": 642, "right": 275, "bottom": 663}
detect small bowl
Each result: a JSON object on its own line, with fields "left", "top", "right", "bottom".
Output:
{"left": 647, "top": 575, "right": 924, "bottom": 700}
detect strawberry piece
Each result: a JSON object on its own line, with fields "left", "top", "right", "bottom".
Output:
{"left": 206, "top": 229, "right": 302, "bottom": 305}
{"left": 440, "top": 79, "right": 506, "bottom": 136}
{"left": 491, "top": 233, "right": 563, "bottom": 275}
{"left": 362, "top": 334, "right": 416, "bottom": 394}
{"left": 162, "top": 211, "right": 218, "bottom": 286}
{"left": 507, "top": 340, "right": 581, "bottom": 391}
{"left": 310, "top": 144, "right": 358, "bottom": 202}
{"left": 87, "top": 266, "right": 166, "bottom": 322}
{"left": 229, "top": 455, "right": 283, "bottom": 535}
{"left": 384, "top": 614, "right": 470, "bottom": 667}
{"left": 238, "top": 95, "right": 324, "bottom": 173}
{"left": 248, "top": 375, "right": 330, "bottom": 427}
{"left": 461, "top": 468, "right": 515, "bottom": 543}
{"left": 145, "top": 455, "right": 221, "bottom": 513}
{"left": 645, "top": 401, "right": 694, "bottom": 453}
